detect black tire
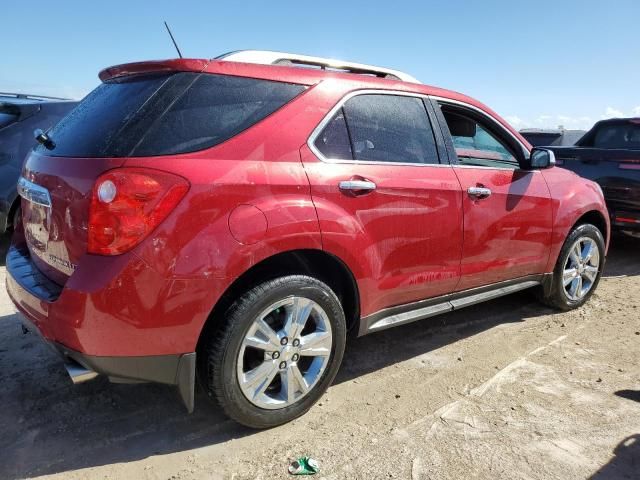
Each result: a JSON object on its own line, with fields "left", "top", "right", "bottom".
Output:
{"left": 539, "top": 223, "right": 605, "bottom": 311}
{"left": 198, "top": 275, "right": 346, "bottom": 428}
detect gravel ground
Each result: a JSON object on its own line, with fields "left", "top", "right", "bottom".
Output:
{"left": 0, "top": 233, "right": 638, "bottom": 480}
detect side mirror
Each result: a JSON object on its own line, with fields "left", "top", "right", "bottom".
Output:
{"left": 522, "top": 147, "right": 556, "bottom": 170}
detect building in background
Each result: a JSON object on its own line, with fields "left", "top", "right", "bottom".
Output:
{"left": 520, "top": 127, "right": 586, "bottom": 147}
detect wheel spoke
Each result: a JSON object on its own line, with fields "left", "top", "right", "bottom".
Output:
{"left": 281, "top": 369, "right": 296, "bottom": 404}
{"left": 563, "top": 268, "right": 577, "bottom": 286}
{"left": 583, "top": 265, "right": 598, "bottom": 282}
{"left": 588, "top": 247, "right": 600, "bottom": 268}
{"left": 568, "top": 277, "right": 580, "bottom": 299}
{"left": 251, "top": 318, "right": 281, "bottom": 350}
{"left": 568, "top": 243, "right": 579, "bottom": 266}
{"left": 299, "top": 331, "right": 332, "bottom": 357}
{"left": 242, "top": 361, "right": 279, "bottom": 399}
{"left": 284, "top": 297, "right": 313, "bottom": 339}
{"left": 291, "top": 364, "right": 309, "bottom": 393}
{"left": 581, "top": 241, "right": 594, "bottom": 262}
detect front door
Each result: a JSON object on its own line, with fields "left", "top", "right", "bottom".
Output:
{"left": 301, "top": 93, "right": 463, "bottom": 317}
{"left": 435, "top": 103, "right": 553, "bottom": 291}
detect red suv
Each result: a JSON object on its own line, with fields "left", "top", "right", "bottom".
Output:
{"left": 7, "top": 51, "right": 610, "bottom": 428}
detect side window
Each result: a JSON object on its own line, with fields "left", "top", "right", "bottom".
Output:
{"left": 313, "top": 108, "right": 353, "bottom": 160}
{"left": 442, "top": 109, "right": 518, "bottom": 168}
{"left": 343, "top": 95, "right": 439, "bottom": 164}
{"left": 313, "top": 94, "right": 440, "bottom": 164}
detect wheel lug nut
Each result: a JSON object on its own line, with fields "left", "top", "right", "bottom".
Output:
{"left": 292, "top": 339, "right": 300, "bottom": 347}
{"left": 272, "top": 351, "right": 280, "bottom": 359}
{"left": 292, "top": 354, "right": 299, "bottom": 362}
{"left": 279, "top": 361, "right": 287, "bottom": 369}
{"left": 280, "top": 337, "right": 288, "bottom": 346}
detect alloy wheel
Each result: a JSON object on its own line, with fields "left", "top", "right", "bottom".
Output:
{"left": 562, "top": 236, "right": 600, "bottom": 301}
{"left": 236, "top": 296, "right": 333, "bottom": 409}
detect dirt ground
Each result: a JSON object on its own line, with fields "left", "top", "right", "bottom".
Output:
{"left": 0, "top": 233, "right": 639, "bottom": 480}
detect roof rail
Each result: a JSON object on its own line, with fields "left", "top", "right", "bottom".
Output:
{"left": 0, "top": 92, "right": 71, "bottom": 101}
{"left": 216, "top": 50, "right": 420, "bottom": 83}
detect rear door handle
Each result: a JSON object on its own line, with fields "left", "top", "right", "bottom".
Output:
{"left": 467, "top": 186, "right": 492, "bottom": 200}
{"left": 339, "top": 179, "right": 377, "bottom": 194}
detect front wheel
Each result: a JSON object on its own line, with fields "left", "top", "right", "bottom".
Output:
{"left": 199, "top": 275, "right": 346, "bottom": 428}
{"left": 539, "top": 223, "right": 605, "bottom": 311}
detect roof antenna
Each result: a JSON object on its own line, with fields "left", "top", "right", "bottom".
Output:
{"left": 164, "top": 21, "right": 183, "bottom": 58}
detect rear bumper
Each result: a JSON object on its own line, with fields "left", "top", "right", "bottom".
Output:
{"left": 4, "top": 242, "right": 222, "bottom": 413}
{"left": 15, "top": 308, "right": 196, "bottom": 411}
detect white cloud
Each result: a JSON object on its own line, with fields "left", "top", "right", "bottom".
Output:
{"left": 605, "top": 107, "right": 625, "bottom": 118}
{"left": 504, "top": 115, "right": 524, "bottom": 128}
{"left": 505, "top": 105, "right": 640, "bottom": 132}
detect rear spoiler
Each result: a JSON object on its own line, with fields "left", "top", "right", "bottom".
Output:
{"left": 98, "top": 59, "right": 209, "bottom": 82}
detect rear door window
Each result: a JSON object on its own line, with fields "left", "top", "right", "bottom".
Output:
{"left": 313, "top": 94, "right": 439, "bottom": 164}
{"left": 313, "top": 109, "right": 353, "bottom": 160}
{"left": 37, "top": 73, "right": 305, "bottom": 157}
{"left": 344, "top": 95, "right": 439, "bottom": 164}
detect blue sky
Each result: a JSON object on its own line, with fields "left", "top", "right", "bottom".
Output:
{"left": 2, "top": 0, "right": 639, "bottom": 130}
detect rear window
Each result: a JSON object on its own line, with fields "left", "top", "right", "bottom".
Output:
{"left": 592, "top": 123, "right": 640, "bottom": 150}
{"left": 37, "top": 73, "right": 305, "bottom": 157}
{"left": 0, "top": 112, "right": 18, "bottom": 130}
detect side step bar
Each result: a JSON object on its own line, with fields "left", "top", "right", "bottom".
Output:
{"left": 362, "top": 276, "right": 550, "bottom": 335}
{"left": 64, "top": 359, "right": 99, "bottom": 384}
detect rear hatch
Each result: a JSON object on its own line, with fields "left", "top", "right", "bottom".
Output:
{"left": 18, "top": 64, "right": 306, "bottom": 285}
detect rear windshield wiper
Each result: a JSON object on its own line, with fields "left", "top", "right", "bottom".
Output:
{"left": 34, "top": 128, "right": 55, "bottom": 150}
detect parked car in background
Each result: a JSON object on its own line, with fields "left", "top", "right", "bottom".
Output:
{"left": 6, "top": 51, "right": 610, "bottom": 428}
{"left": 520, "top": 127, "right": 586, "bottom": 147}
{"left": 545, "top": 118, "right": 640, "bottom": 231}
{"left": 0, "top": 93, "right": 78, "bottom": 234}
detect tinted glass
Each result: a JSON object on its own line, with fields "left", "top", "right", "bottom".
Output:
{"left": 593, "top": 123, "right": 640, "bottom": 150}
{"left": 313, "top": 108, "right": 353, "bottom": 160}
{"left": 342, "top": 95, "right": 438, "bottom": 164}
{"left": 38, "top": 73, "right": 305, "bottom": 157}
{"left": 0, "top": 113, "right": 17, "bottom": 130}
{"left": 444, "top": 110, "right": 517, "bottom": 168}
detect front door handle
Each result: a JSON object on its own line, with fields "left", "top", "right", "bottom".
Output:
{"left": 339, "top": 179, "right": 377, "bottom": 194}
{"left": 467, "top": 186, "right": 492, "bottom": 200}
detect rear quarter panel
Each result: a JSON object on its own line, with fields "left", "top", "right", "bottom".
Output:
{"left": 542, "top": 167, "right": 610, "bottom": 272}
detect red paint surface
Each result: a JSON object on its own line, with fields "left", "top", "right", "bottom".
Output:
{"left": 8, "top": 58, "right": 610, "bottom": 358}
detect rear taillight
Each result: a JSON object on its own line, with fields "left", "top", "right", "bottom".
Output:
{"left": 88, "top": 168, "right": 189, "bottom": 255}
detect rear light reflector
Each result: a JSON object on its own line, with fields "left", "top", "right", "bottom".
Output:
{"left": 619, "top": 163, "right": 640, "bottom": 170}
{"left": 614, "top": 216, "right": 640, "bottom": 224}
{"left": 88, "top": 168, "right": 189, "bottom": 255}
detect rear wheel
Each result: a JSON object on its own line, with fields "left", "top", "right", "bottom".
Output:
{"left": 539, "top": 223, "right": 605, "bottom": 310}
{"left": 199, "top": 275, "right": 346, "bottom": 428}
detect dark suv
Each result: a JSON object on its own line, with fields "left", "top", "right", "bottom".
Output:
{"left": 545, "top": 118, "right": 640, "bottom": 231}
{"left": 7, "top": 51, "right": 609, "bottom": 428}
{"left": 0, "top": 93, "right": 78, "bottom": 234}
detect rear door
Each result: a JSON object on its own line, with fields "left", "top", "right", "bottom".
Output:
{"left": 433, "top": 100, "right": 553, "bottom": 291}
{"left": 301, "top": 92, "right": 463, "bottom": 317}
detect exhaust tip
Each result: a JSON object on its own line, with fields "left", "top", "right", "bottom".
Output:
{"left": 64, "top": 360, "right": 98, "bottom": 384}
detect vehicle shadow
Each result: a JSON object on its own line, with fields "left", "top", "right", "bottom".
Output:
{"left": 589, "top": 434, "right": 640, "bottom": 479}
{"left": 0, "top": 233, "right": 637, "bottom": 478}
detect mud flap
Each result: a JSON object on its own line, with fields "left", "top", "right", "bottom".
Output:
{"left": 176, "top": 352, "right": 196, "bottom": 413}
